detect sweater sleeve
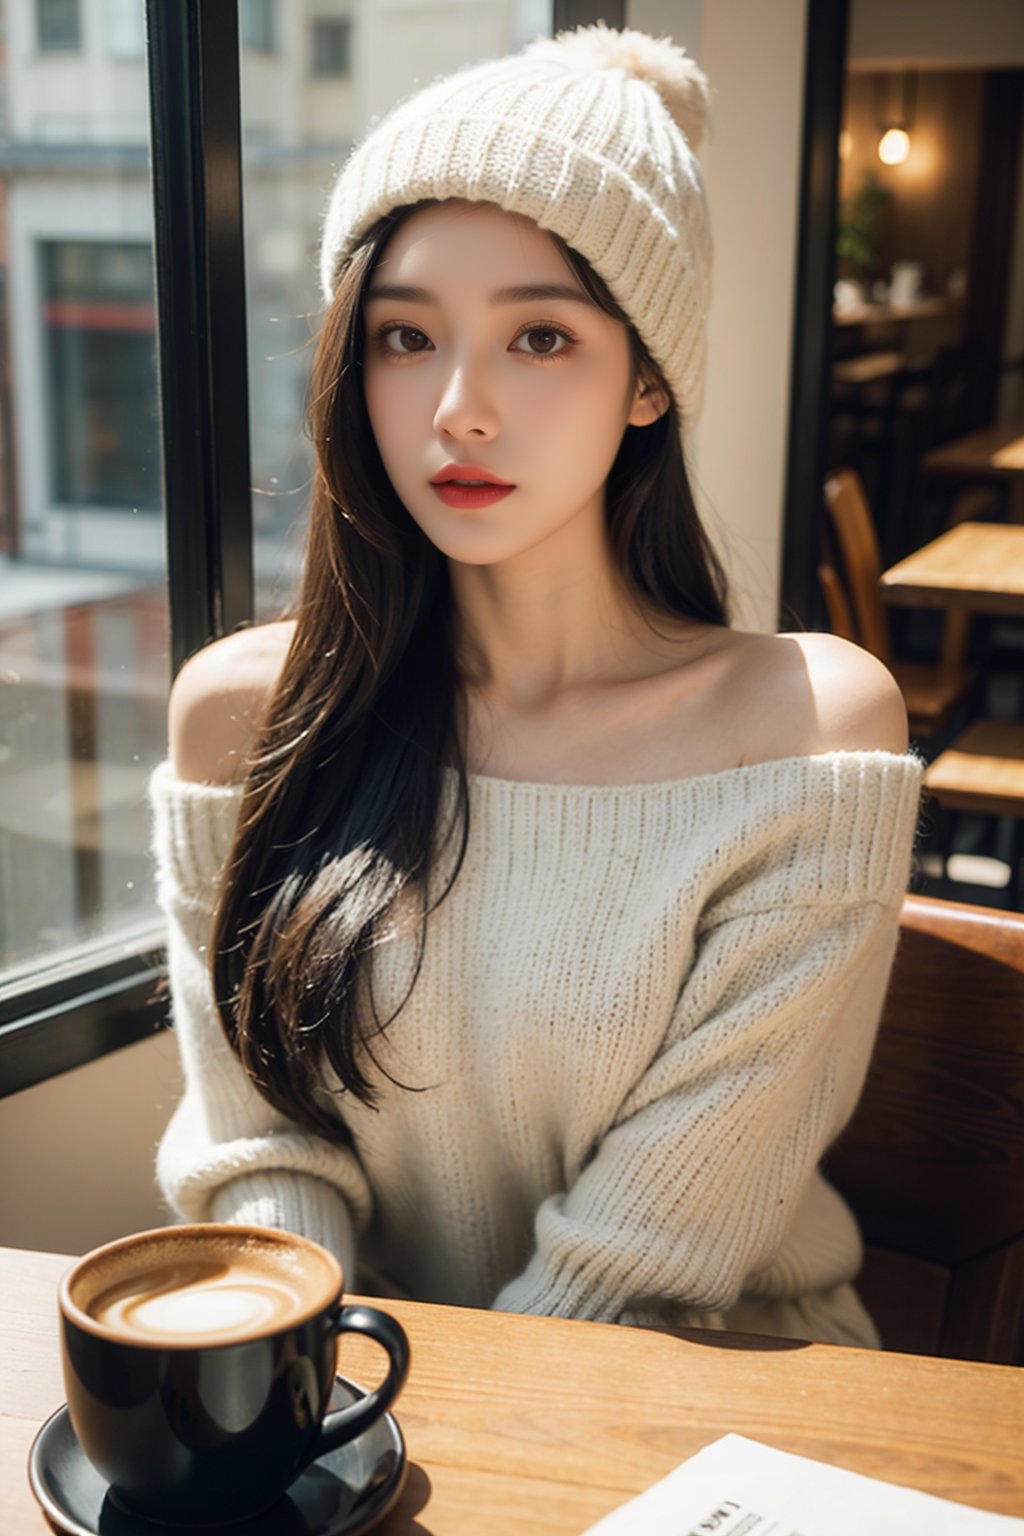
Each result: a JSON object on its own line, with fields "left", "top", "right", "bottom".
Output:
{"left": 150, "top": 762, "right": 372, "bottom": 1284}
{"left": 492, "top": 755, "right": 921, "bottom": 1325}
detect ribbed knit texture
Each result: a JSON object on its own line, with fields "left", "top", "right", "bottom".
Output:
{"left": 319, "top": 26, "right": 712, "bottom": 434}
{"left": 152, "top": 750, "right": 922, "bottom": 1347}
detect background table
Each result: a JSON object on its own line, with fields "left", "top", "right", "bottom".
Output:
{"left": 879, "top": 521, "right": 1024, "bottom": 617}
{"left": 4, "top": 1246, "right": 1024, "bottom": 1535}
{"left": 922, "top": 424, "right": 1024, "bottom": 522}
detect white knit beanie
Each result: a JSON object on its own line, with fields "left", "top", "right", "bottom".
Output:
{"left": 319, "top": 24, "right": 713, "bottom": 432}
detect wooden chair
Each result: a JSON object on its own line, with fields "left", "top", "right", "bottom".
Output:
{"left": 826, "top": 894, "right": 1024, "bottom": 1364}
{"left": 817, "top": 561, "right": 856, "bottom": 643}
{"left": 822, "top": 469, "right": 975, "bottom": 737}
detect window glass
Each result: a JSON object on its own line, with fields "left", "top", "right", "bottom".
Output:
{"left": 242, "top": 0, "right": 552, "bottom": 621}
{"left": 102, "top": 0, "right": 145, "bottom": 60}
{"left": 37, "top": 0, "right": 80, "bottom": 52}
{"left": 43, "top": 241, "right": 160, "bottom": 509}
{"left": 0, "top": 0, "right": 167, "bottom": 981}
{"left": 241, "top": 0, "right": 276, "bottom": 54}
{"left": 310, "top": 18, "right": 351, "bottom": 79}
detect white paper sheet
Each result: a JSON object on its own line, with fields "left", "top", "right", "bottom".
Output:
{"left": 582, "top": 1434, "right": 1024, "bottom": 1535}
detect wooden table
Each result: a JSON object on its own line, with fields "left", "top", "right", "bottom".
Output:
{"left": 879, "top": 521, "right": 1024, "bottom": 617}
{"left": 833, "top": 296, "right": 962, "bottom": 328}
{"left": 922, "top": 424, "right": 1024, "bottom": 522}
{"left": 4, "top": 1247, "right": 1024, "bottom": 1533}
{"left": 832, "top": 350, "right": 905, "bottom": 387}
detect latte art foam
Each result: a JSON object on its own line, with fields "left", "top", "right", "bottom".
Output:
{"left": 88, "top": 1260, "right": 309, "bottom": 1342}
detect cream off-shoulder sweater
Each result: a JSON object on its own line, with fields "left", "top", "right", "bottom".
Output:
{"left": 151, "top": 750, "right": 922, "bottom": 1347}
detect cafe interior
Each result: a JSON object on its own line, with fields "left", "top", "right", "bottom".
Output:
{"left": 1, "top": 2, "right": 1023, "bottom": 1533}
{"left": 823, "top": 39, "right": 1024, "bottom": 915}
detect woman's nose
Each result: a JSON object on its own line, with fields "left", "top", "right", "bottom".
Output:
{"left": 433, "top": 357, "right": 499, "bottom": 441}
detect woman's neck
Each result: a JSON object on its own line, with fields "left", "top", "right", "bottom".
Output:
{"left": 450, "top": 545, "right": 661, "bottom": 708}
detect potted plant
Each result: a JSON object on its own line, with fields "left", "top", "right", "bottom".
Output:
{"left": 836, "top": 169, "right": 892, "bottom": 291}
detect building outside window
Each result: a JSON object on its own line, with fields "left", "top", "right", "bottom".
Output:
{"left": 36, "top": 0, "right": 80, "bottom": 51}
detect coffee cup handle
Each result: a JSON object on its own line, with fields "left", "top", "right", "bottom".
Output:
{"left": 306, "top": 1304, "right": 410, "bottom": 1460}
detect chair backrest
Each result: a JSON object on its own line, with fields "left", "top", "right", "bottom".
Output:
{"left": 924, "top": 335, "right": 991, "bottom": 446}
{"left": 823, "top": 470, "right": 894, "bottom": 666}
{"left": 826, "top": 894, "right": 1024, "bottom": 1364}
{"left": 817, "top": 561, "right": 858, "bottom": 644}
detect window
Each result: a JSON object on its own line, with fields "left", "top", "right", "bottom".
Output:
{"left": 43, "top": 242, "right": 160, "bottom": 510}
{"left": 310, "top": 19, "right": 351, "bottom": 80}
{"left": 240, "top": 0, "right": 275, "bottom": 53}
{"left": 37, "top": 0, "right": 81, "bottom": 52}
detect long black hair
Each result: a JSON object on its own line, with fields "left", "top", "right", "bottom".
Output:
{"left": 211, "top": 202, "right": 729, "bottom": 1139}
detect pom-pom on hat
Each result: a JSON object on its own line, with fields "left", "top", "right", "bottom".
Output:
{"left": 320, "top": 23, "right": 712, "bottom": 430}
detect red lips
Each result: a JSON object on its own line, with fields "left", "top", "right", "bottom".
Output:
{"left": 431, "top": 482, "right": 515, "bottom": 509}
{"left": 429, "top": 462, "right": 516, "bottom": 509}
{"left": 430, "top": 463, "right": 514, "bottom": 487}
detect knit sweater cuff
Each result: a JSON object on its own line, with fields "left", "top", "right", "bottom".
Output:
{"left": 209, "top": 1170, "right": 358, "bottom": 1286}
{"left": 157, "top": 1096, "right": 374, "bottom": 1248}
{"left": 492, "top": 1248, "right": 598, "bottom": 1321}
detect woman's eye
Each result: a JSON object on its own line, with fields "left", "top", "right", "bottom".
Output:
{"left": 512, "top": 326, "right": 573, "bottom": 358}
{"left": 377, "top": 325, "right": 431, "bottom": 354}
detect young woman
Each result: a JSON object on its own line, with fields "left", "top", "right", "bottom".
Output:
{"left": 152, "top": 25, "right": 921, "bottom": 1348}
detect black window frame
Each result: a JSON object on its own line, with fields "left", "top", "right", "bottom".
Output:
{"left": 781, "top": 0, "right": 848, "bottom": 628}
{"left": 0, "top": 0, "right": 638, "bottom": 1100}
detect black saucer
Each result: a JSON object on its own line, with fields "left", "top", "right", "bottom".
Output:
{"left": 28, "top": 1376, "right": 406, "bottom": 1536}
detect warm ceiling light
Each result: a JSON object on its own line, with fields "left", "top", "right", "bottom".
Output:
{"left": 878, "top": 127, "right": 910, "bottom": 165}
{"left": 874, "top": 70, "right": 916, "bottom": 167}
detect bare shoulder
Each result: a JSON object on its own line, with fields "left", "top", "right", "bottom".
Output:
{"left": 716, "top": 629, "right": 908, "bottom": 763}
{"left": 168, "top": 620, "right": 296, "bottom": 784}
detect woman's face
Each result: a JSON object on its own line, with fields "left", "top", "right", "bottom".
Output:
{"left": 362, "top": 200, "right": 663, "bottom": 568}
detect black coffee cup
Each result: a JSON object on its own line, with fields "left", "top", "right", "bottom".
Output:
{"left": 58, "top": 1223, "right": 410, "bottom": 1526}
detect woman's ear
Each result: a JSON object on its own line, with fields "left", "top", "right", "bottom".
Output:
{"left": 627, "top": 378, "right": 671, "bottom": 427}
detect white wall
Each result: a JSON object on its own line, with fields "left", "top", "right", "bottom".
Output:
{"left": 631, "top": 0, "right": 809, "bottom": 631}
{"left": 0, "top": 1031, "right": 180, "bottom": 1255}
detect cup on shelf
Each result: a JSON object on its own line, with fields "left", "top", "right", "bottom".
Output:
{"left": 890, "top": 262, "right": 924, "bottom": 306}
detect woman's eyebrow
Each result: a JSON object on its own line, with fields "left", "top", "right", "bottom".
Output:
{"left": 364, "top": 282, "right": 594, "bottom": 307}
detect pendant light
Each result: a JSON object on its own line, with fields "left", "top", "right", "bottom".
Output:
{"left": 876, "top": 70, "right": 916, "bottom": 166}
